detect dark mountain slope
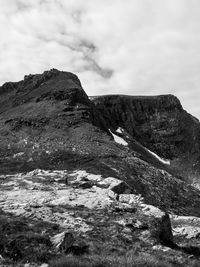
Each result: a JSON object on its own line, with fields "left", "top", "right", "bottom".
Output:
{"left": 91, "top": 94, "right": 200, "bottom": 181}
{"left": 91, "top": 94, "right": 200, "bottom": 158}
{"left": 0, "top": 69, "right": 200, "bottom": 216}
{"left": 0, "top": 69, "right": 120, "bottom": 171}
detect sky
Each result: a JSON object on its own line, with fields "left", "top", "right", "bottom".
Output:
{"left": 1, "top": 0, "right": 200, "bottom": 118}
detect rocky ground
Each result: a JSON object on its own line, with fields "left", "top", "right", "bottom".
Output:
{"left": 0, "top": 169, "right": 200, "bottom": 266}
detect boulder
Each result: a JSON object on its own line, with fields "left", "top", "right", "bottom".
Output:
{"left": 65, "top": 240, "right": 89, "bottom": 255}
{"left": 51, "top": 232, "right": 89, "bottom": 255}
{"left": 110, "top": 181, "right": 131, "bottom": 195}
{"left": 149, "top": 213, "right": 174, "bottom": 247}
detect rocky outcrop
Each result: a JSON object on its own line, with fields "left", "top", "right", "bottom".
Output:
{"left": 0, "top": 69, "right": 107, "bottom": 131}
{"left": 51, "top": 232, "right": 89, "bottom": 255}
{"left": 149, "top": 213, "right": 174, "bottom": 247}
{"left": 1, "top": 168, "right": 199, "bottom": 266}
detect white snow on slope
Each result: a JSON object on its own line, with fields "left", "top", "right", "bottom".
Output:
{"left": 146, "top": 148, "right": 170, "bottom": 165}
{"left": 116, "top": 127, "right": 124, "bottom": 134}
{"left": 109, "top": 129, "right": 128, "bottom": 146}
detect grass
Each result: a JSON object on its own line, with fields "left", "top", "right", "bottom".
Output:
{"left": 49, "top": 252, "right": 173, "bottom": 267}
{"left": 0, "top": 210, "right": 59, "bottom": 263}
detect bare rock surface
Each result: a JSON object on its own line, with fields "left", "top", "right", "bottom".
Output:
{"left": 0, "top": 169, "right": 199, "bottom": 266}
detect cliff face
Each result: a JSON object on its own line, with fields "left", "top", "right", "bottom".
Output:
{"left": 91, "top": 94, "right": 200, "bottom": 159}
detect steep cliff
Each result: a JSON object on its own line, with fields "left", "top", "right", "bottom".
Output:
{"left": 92, "top": 95, "right": 200, "bottom": 182}
{"left": 91, "top": 94, "right": 200, "bottom": 159}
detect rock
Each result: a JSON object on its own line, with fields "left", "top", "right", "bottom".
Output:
{"left": 78, "top": 181, "right": 93, "bottom": 189}
{"left": 64, "top": 175, "right": 68, "bottom": 185}
{"left": 114, "top": 205, "right": 137, "bottom": 213}
{"left": 196, "top": 232, "right": 200, "bottom": 239}
{"left": 170, "top": 214, "right": 200, "bottom": 241}
{"left": 51, "top": 232, "right": 75, "bottom": 251}
{"left": 134, "top": 220, "right": 148, "bottom": 230}
{"left": 51, "top": 232, "right": 89, "bottom": 255}
{"left": 110, "top": 181, "right": 131, "bottom": 195}
{"left": 60, "top": 232, "right": 75, "bottom": 252}
{"left": 152, "top": 245, "right": 172, "bottom": 252}
{"left": 149, "top": 213, "right": 174, "bottom": 247}
{"left": 119, "top": 194, "right": 144, "bottom": 207}
{"left": 173, "top": 226, "right": 200, "bottom": 239}
{"left": 65, "top": 240, "right": 89, "bottom": 255}
{"left": 142, "top": 204, "right": 165, "bottom": 218}
{"left": 118, "top": 218, "right": 148, "bottom": 230}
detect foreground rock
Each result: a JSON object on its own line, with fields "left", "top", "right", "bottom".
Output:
{"left": 0, "top": 169, "right": 199, "bottom": 266}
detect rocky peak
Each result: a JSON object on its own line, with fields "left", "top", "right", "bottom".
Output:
{"left": 0, "top": 69, "right": 112, "bottom": 173}
{"left": 0, "top": 69, "right": 88, "bottom": 108}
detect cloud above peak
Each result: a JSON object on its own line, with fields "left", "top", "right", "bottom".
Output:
{"left": 0, "top": 0, "right": 200, "bottom": 118}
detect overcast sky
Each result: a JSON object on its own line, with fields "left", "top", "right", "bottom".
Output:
{"left": 1, "top": 0, "right": 200, "bottom": 118}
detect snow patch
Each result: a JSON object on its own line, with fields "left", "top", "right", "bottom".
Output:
{"left": 109, "top": 129, "right": 128, "bottom": 146}
{"left": 146, "top": 148, "right": 170, "bottom": 165}
{"left": 116, "top": 127, "right": 124, "bottom": 134}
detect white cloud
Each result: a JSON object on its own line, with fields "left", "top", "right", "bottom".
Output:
{"left": 0, "top": 0, "right": 200, "bottom": 118}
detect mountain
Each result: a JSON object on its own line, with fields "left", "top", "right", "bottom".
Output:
{"left": 91, "top": 94, "right": 200, "bottom": 182}
{"left": 0, "top": 69, "right": 200, "bottom": 266}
